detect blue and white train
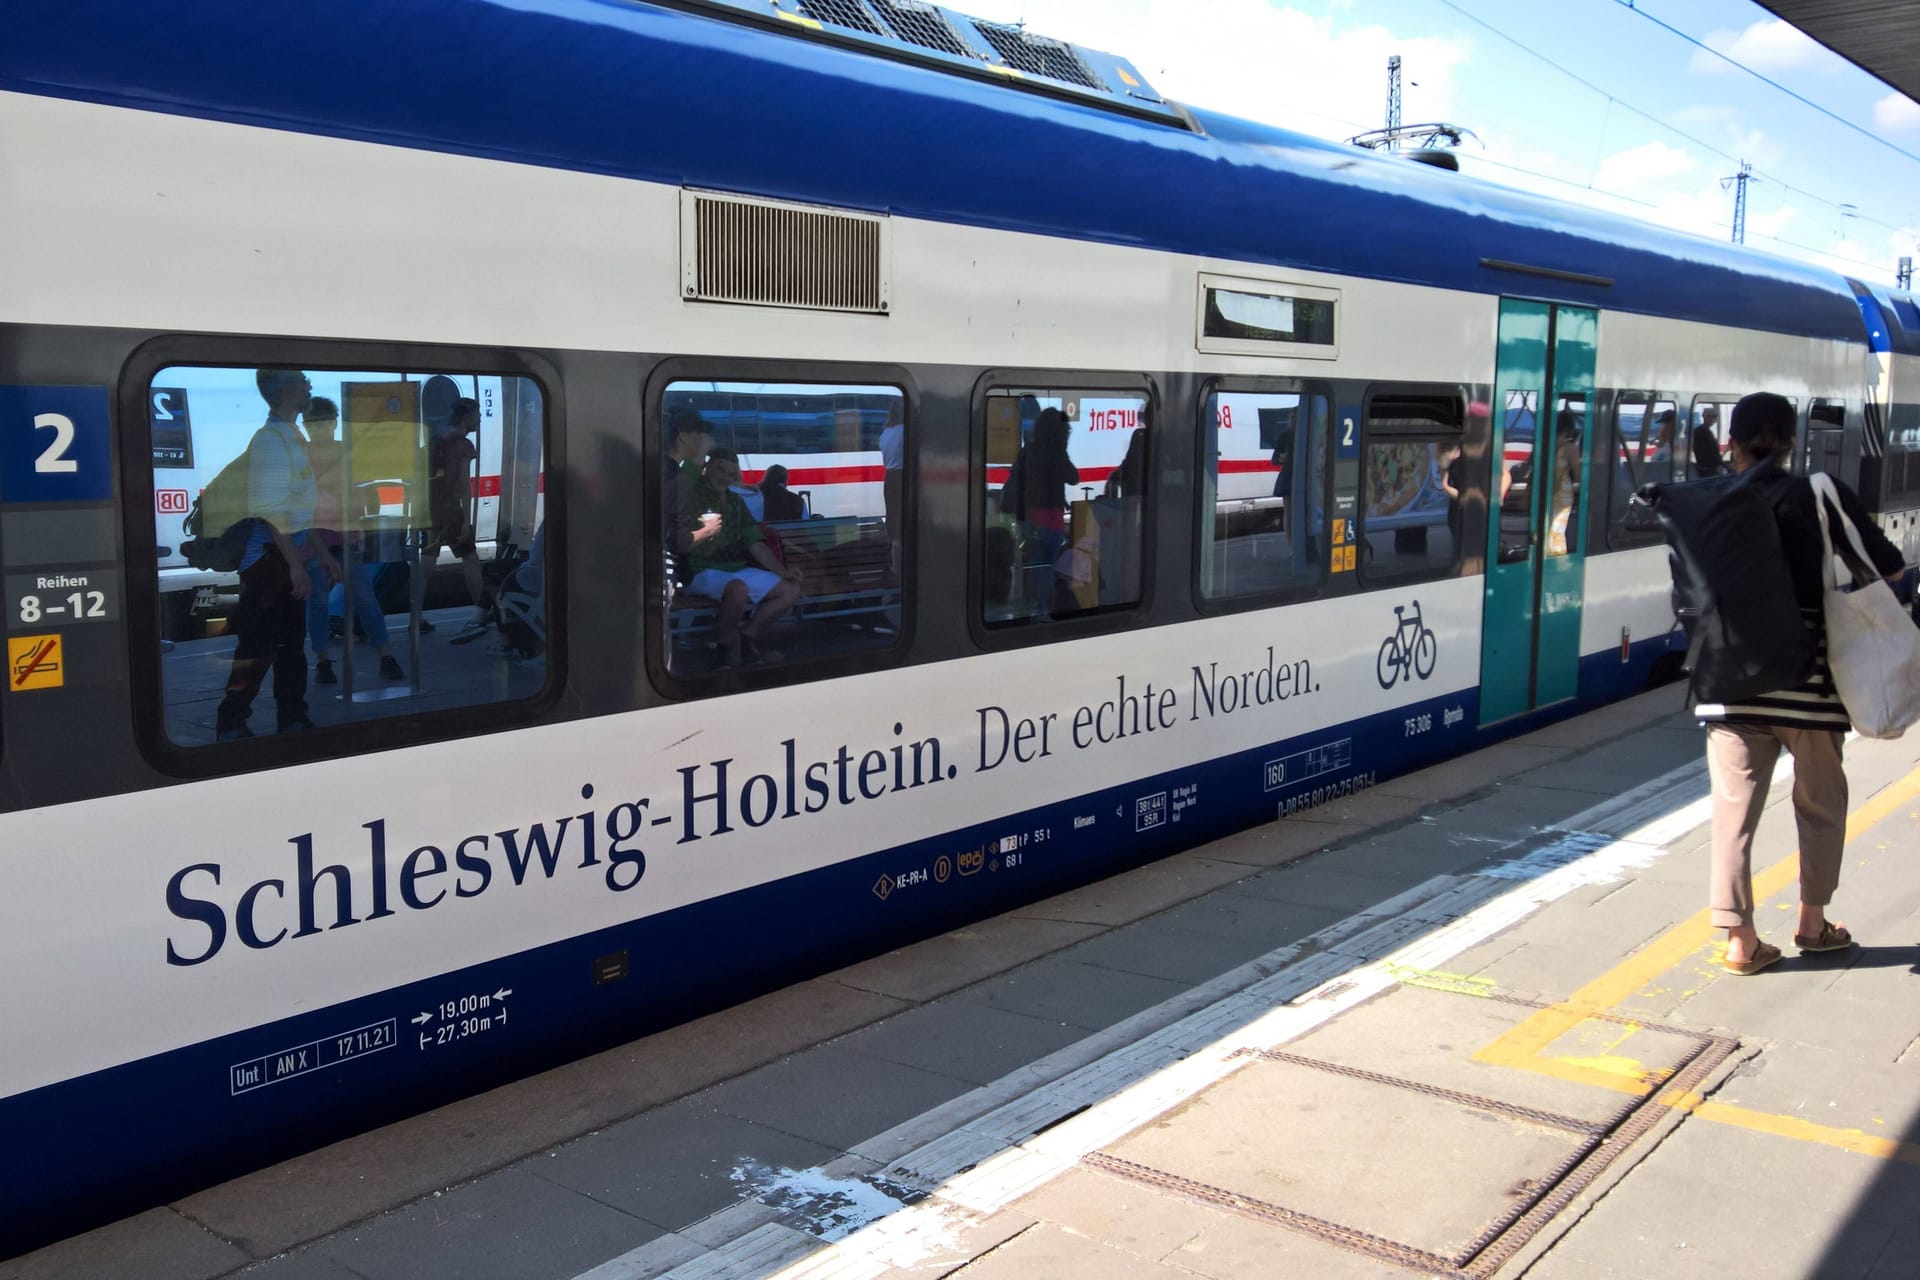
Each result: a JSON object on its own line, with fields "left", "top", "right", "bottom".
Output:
{"left": 5, "top": 0, "right": 1919, "bottom": 1255}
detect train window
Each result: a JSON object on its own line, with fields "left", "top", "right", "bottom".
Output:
{"left": 982, "top": 388, "right": 1147, "bottom": 626}
{"left": 1200, "top": 387, "right": 1328, "bottom": 601}
{"left": 1802, "top": 400, "right": 1845, "bottom": 477}
{"left": 1196, "top": 274, "right": 1338, "bottom": 359}
{"left": 1358, "top": 393, "right": 1464, "bottom": 584}
{"left": 661, "top": 380, "right": 904, "bottom": 675}
{"left": 1607, "top": 396, "right": 1677, "bottom": 548}
{"left": 148, "top": 365, "right": 550, "bottom": 747}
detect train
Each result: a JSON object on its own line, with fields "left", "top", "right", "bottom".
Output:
{"left": 5, "top": 0, "right": 1920, "bottom": 1256}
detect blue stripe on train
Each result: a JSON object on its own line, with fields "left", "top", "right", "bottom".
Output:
{"left": 0, "top": 666, "right": 1667, "bottom": 1257}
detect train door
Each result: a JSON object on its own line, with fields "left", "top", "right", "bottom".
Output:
{"left": 1480, "top": 299, "right": 1596, "bottom": 725}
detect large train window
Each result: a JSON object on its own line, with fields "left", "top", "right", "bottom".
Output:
{"left": 1199, "top": 385, "right": 1328, "bottom": 602}
{"left": 982, "top": 387, "right": 1147, "bottom": 627}
{"left": 660, "top": 380, "right": 904, "bottom": 676}
{"left": 1607, "top": 396, "right": 1677, "bottom": 548}
{"left": 147, "top": 365, "right": 550, "bottom": 747}
{"left": 1357, "top": 392, "right": 1464, "bottom": 585}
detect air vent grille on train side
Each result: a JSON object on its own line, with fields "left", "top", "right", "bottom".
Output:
{"left": 797, "top": 0, "right": 886, "bottom": 37}
{"left": 681, "top": 191, "right": 891, "bottom": 314}
{"left": 973, "top": 20, "right": 1103, "bottom": 90}
{"left": 685, "top": 0, "right": 1182, "bottom": 128}
{"left": 871, "top": 0, "right": 971, "bottom": 56}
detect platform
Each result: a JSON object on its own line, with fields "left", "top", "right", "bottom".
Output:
{"left": 10, "top": 683, "right": 1920, "bottom": 1280}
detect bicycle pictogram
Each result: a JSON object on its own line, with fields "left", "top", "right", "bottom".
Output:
{"left": 1376, "top": 600, "right": 1437, "bottom": 689}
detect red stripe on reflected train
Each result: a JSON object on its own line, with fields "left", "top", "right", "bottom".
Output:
{"left": 469, "top": 464, "right": 1174, "bottom": 495}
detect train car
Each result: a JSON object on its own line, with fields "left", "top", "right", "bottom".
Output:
{"left": 2, "top": 0, "right": 1913, "bottom": 1255}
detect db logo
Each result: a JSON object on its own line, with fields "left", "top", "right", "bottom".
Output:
{"left": 157, "top": 489, "right": 190, "bottom": 515}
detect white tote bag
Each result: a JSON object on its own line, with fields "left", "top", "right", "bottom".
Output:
{"left": 1811, "top": 473, "right": 1920, "bottom": 739}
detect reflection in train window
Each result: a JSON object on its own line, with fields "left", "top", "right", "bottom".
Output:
{"left": 660, "top": 380, "right": 904, "bottom": 676}
{"left": 149, "top": 365, "right": 550, "bottom": 747}
{"left": 982, "top": 388, "right": 1147, "bottom": 627}
{"left": 1687, "top": 396, "right": 1738, "bottom": 478}
{"left": 1608, "top": 395, "right": 1677, "bottom": 548}
{"left": 1803, "top": 399, "right": 1845, "bottom": 479}
{"left": 1542, "top": 396, "right": 1587, "bottom": 558}
{"left": 1200, "top": 388, "right": 1328, "bottom": 601}
{"left": 1358, "top": 394, "right": 1463, "bottom": 584}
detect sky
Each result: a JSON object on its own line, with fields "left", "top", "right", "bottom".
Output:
{"left": 956, "top": 0, "right": 1920, "bottom": 286}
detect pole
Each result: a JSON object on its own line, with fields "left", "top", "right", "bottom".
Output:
{"left": 1386, "top": 55, "right": 1402, "bottom": 152}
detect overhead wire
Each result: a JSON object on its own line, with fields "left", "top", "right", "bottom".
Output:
{"left": 1611, "top": 0, "right": 1920, "bottom": 169}
{"left": 1459, "top": 154, "right": 1898, "bottom": 276}
{"left": 1429, "top": 0, "right": 1917, "bottom": 241}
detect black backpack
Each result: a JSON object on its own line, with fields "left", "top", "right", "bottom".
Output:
{"left": 1638, "top": 467, "right": 1813, "bottom": 704}
{"left": 178, "top": 450, "right": 255, "bottom": 572}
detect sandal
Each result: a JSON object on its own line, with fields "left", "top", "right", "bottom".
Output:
{"left": 1721, "top": 941, "right": 1782, "bottom": 976}
{"left": 1792, "top": 921, "right": 1854, "bottom": 953}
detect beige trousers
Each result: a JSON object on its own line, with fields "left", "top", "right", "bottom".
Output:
{"left": 1705, "top": 723, "right": 1848, "bottom": 930}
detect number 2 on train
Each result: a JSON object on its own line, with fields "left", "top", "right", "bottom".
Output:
{"left": 33, "top": 414, "right": 79, "bottom": 474}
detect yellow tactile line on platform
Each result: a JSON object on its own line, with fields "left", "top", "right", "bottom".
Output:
{"left": 1472, "top": 761, "right": 1920, "bottom": 1161}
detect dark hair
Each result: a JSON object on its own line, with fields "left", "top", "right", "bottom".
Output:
{"left": 307, "top": 395, "right": 339, "bottom": 421}
{"left": 1730, "top": 392, "right": 1796, "bottom": 462}
{"left": 1033, "top": 407, "right": 1070, "bottom": 449}
{"left": 450, "top": 397, "right": 480, "bottom": 429}
{"left": 256, "top": 368, "right": 307, "bottom": 406}
{"left": 760, "top": 463, "right": 789, "bottom": 488}
{"left": 666, "top": 404, "right": 710, "bottom": 443}
{"left": 706, "top": 446, "right": 739, "bottom": 466}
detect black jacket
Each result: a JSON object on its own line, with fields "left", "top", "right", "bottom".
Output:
{"left": 1753, "top": 466, "right": 1903, "bottom": 610}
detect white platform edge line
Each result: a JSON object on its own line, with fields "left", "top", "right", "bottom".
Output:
{"left": 579, "top": 743, "right": 1776, "bottom": 1280}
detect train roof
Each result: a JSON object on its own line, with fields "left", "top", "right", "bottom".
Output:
{"left": 4, "top": 0, "right": 1872, "bottom": 345}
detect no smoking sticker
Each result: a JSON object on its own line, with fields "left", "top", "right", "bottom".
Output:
{"left": 9, "top": 634, "right": 63, "bottom": 691}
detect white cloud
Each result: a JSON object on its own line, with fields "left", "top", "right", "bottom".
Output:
{"left": 1873, "top": 92, "right": 1920, "bottom": 133}
{"left": 1689, "top": 20, "right": 1826, "bottom": 75}
{"left": 1593, "top": 140, "right": 1697, "bottom": 194}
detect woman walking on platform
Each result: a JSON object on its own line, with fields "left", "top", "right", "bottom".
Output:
{"left": 1699, "top": 392, "right": 1905, "bottom": 975}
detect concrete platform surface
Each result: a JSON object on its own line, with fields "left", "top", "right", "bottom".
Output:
{"left": 11, "top": 681, "right": 1920, "bottom": 1280}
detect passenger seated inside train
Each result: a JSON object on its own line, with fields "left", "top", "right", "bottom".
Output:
{"left": 679, "top": 448, "right": 804, "bottom": 667}
{"left": 660, "top": 380, "right": 904, "bottom": 676}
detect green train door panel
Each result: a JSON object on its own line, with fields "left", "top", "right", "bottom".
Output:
{"left": 1481, "top": 300, "right": 1596, "bottom": 725}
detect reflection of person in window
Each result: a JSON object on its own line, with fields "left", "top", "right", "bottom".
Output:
{"left": 663, "top": 405, "right": 712, "bottom": 560}
{"left": 302, "top": 396, "right": 403, "bottom": 685}
{"left": 1547, "top": 412, "right": 1581, "bottom": 557}
{"left": 1012, "top": 407, "right": 1078, "bottom": 616}
{"left": 758, "top": 463, "right": 806, "bottom": 522}
{"left": 427, "top": 398, "right": 490, "bottom": 637}
{"left": 1438, "top": 441, "right": 1465, "bottom": 552}
{"left": 1690, "top": 405, "right": 1724, "bottom": 477}
{"left": 1105, "top": 417, "right": 1148, "bottom": 500}
{"left": 216, "top": 369, "right": 334, "bottom": 740}
{"left": 682, "top": 448, "right": 802, "bottom": 666}
{"left": 1648, "top": 410, "right": 1676, "bottom": 465}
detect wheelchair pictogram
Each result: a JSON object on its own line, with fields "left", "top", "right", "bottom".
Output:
{"left": 1376, "top": 600, "right": 1437, "bottom": 689}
